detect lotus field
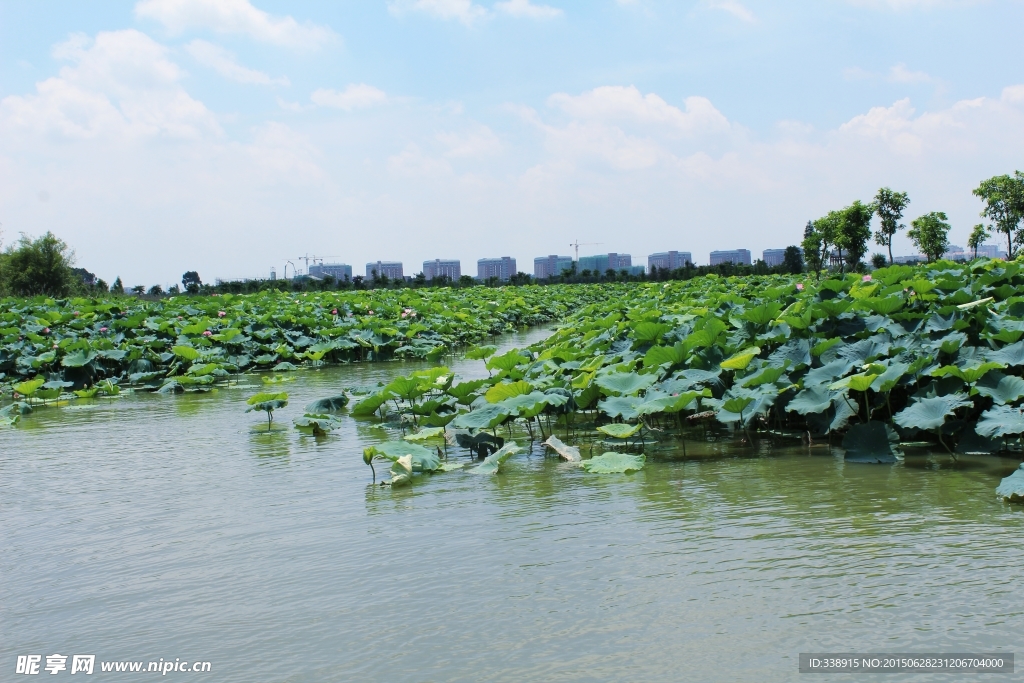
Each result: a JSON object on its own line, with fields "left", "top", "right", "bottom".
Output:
{"left": 3, "top": 260, "right": 1024, "bottom": 499}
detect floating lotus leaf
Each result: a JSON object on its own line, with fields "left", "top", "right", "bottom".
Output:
{"left": 451, "top": 403, "right": 511, "bottom": 430}
{"left": 596, "top": 423, "right": 642, "bottom": 439}
{"left": 582, "top": 452, "right": 645, "bottom": 474}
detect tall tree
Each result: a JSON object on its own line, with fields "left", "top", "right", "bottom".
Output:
{"left": 801, "top": 220, "right": 825, "bottom": 280}
{"left": 973, "top": 172, "right": 1024, "bottom": 258}
{"left": 908, "top": 211, "right": 951, "bottom": 262}
{"left": 0, "top": 231, "right": 78, "bottom": 297}
{"left": 873, "top": 187, "right": 910, "bottom": 264}
{"left": 837, "top": 201, "right": 873, "bottom": 272}
{"left": 181, "top": 270, "right": 202, "bottom": 294}
{"left": 967, "top": 223, "right": 991, "bottom": 259}
{"left": 782, "top": 245, "right": 804, "bottom": 274}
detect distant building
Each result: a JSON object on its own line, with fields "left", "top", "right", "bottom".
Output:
{"left": 366, "top": 261, "right": 404, "bottom": 280}
{"left": 270, "top": 268, "right": 277, "bottom": 281}
{"left": 423, "top": 259, "right": 461, "bottom": 280}
{"left": 577, "top": 253, "right": 632, "bottom": 274}
{"left": 762, "top": 249, "right": 787, "bottom": 267}
{"left": 477, "top": 257, "right": 517, "bottom": 281}
{"left": 709, "top": 249, "right": 752, "bottom": 266}
{"left": 976, "top": 244, "right": 1007, "bottom": 259}
{"left": 534, "top": 255, "right": 574, "bottom": 279}
{"left": 309, "top": 263, "right": 352, "bottom": 280}
{"left": 648, "top": 251, "right": 692, "bottom": 272}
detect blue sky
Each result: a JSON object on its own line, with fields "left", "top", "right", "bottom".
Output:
{"left": 1, "top": 0, "right": 1023, "bottom": 286}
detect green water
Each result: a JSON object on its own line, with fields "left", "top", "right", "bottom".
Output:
{"left": 2, "top": 328, "right": 1022, "bottom": 682}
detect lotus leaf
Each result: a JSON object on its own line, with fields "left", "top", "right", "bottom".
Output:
{"left": 451, "top": 403, "right": 512, "bottom": 430}
{"left": 472, "top": 442, "right": 521, "bottom": 475}
{"left": 720, "top": 347, "right": 761, "bottom": 371}
{"left": 893, "top": 394, "right": 971, "bottom": 431}
{"left": 842, "top": 422, "right": 902, "bottom": 463}
{"left": 996, "top": 463, "right": 1024, "bottom": 502}
{"left": 595, "top": 372, "right": 656, "bottom": 396}
{"left": 304, "top": 395, "right": 350, "bottom": 413}
{"left": 485, "top": 381, "right": 533, "bottom": 403}
{"left": 976, "top": 405, "right": 1024, "bottom": 438}
{"left": 596, "top": 423, "right": 642, "bottom": 439}
{"left": 582, "top": 452, "right": 645, "bottom": 474}
{"left": 542, "top": 435, "right": 581, "bottom": 462}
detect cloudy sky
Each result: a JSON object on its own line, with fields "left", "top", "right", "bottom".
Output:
{"left": 1, "top": 0, "right": 1023, "bottom": 287}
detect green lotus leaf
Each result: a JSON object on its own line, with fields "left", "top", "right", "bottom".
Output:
{"left": 893, "top": 393, "right": 972, "bottom": 431}
{"left": 171, "top": 345, "right": 201, "bottom": 361}
{"left": 634, "top": 391, "right": 700, "bottom": 416}
{"left": 741, "top": 364, "right": 788, "bottom": 388}
{"left": 466, "top": 345, "right": 498, "bottom": 360}
{"left": 973, "top": 372, "right": 1024, "bottom": 405}
{"left": 860, "top": 296, "right": 904, "bottom": 315}
{"left": 292, "top": 413, "right": 342, "bottom": 433}
{"left": 486, "top": 349, "right": 527, "bottom": 373}
{"left": 598, "top": 396, "right": 640, "bottom": 420}
{"left": 272, "top": 361, "right": 298, "bottom": 372}
{"left": 304, "top": 395, "right": 350, "bottom": 413}
{"left": 404, "top": 427, "right": 446, "bottom": 442}
{"left": 351, "top": 392, "right": 389, "bottom": 416}
{"left": 976, "top": 405, "right": 1024, "bottom": 438}
{"left": 451, "top": 403, "right": 512, "bottom": 430}
{"left": 931, "top": 361, "right": 1004, "bottom": 384}
{"left": 869, "top": 362, "right": 909, "bottom": 394}
{"left": 485, "top": 380, "right": 533, "bottom": 403}
{"left": 720, "top": 347, "right": 761, "bottom": 371}
{"left": 643, "top": 342, "right": 687, "bottom": 368}
{"left": 419, "top": 411, "right": 458, "bottom": 427}
{"left": 842, "top": 422, "right": 902, "bottom": 463}
{"left": 472, "top": 442, "right": 521, "bottom": 475}
{"left": 986, "top": 341, "right": 1024, "bottom": 367}
{"left": 363, "top": 441, "right": 441, "bottom": 472}
{"left": 739, "top": 302, "right": 784, "bottom": 326}
{"left": 721, "top": 396, "right": 754, "bottom": 414}
{"left": 632, "top": 321, "right": 671, "bottom": 343}
{"left": 61, "top": 349, "right": 97, "bottom": 367}
{"left": 829, "top": 371, "right": 880, "bottom": 392}
{"left": 74, "top": 386, "right": 101, "bottom": 398}
{"left": 13, "top": 377, "right": 46, "bottom": 397}
{"left": 595, "top": 372, "right": 656, "bottom": 396}
{"left": 996, "top": 463, "right": 1024, "bottom": 502}
{"left": 596, "top": 423, "right": 642, "bottom": 439}
{"left": 582, "top": 452, "right": 645, "bottom": 474}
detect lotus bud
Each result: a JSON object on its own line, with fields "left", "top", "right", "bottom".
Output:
{"left": 218, "top": 311, "right": 226, "bottom": 317}
{"left": 796, "top": 283, "right": 804, "bottom": 291}
{"left": 332, "top": 309, "right": 338, "bottom": 315}
{"left": 100, "top": 327, "right": 108, "bottom": 332}
{"left": 42, "top": 327, "right": 50, "bottom": 334}
{"left": 862, "top": 274, "right": 872, "bottom": 282}
{"left": 203, "top": 330, "right": 212, "bottom": 336}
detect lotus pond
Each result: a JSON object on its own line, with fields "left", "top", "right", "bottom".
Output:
{"left": 3, "top": 265, "right": 1024, "bottom": 680}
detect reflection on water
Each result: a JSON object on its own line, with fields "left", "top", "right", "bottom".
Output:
{"left": 2, "top": 327, "right": 1022, "bottom": 683}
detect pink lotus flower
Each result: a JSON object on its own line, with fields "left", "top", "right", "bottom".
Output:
{"left": 42, "top": 327, "right": 50, "bottom": 334}
{"left": 862, "top": 274, "right": 872, "bottom": 282}
{"left": 401, "top": 312, "right": 407, "bottom": 318}
{"left": 53, "top": 344, "right": 59, "bottom": 349}
{"left": 218, "top": 311, "right": 226, "bottom": 317}
{"left": 367, "top": 310, "right": 374, "bottom": 315}
{"left": 203, "top": 330, "right": 212, "bottom": 336}
{"left": 99, "top": 327, "right": 108, "bottom": 332}
{"left": 331, "top": 308, "right": 338, "bottom": 315}
{"left": 73, "top": 311, "right": 80, "bottom": 316}
{"left": 796, "top": 283, "right": 804, "bottom": 291}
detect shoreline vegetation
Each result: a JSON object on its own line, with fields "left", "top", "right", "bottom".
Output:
{"left": 4, "top": 258, "right": 1024, "bottom": 500}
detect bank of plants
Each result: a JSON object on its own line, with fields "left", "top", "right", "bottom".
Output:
{"left": 350, "top": 258, "right": 1024, "bottom": 488}
{"left": 0, "top": 285, "right": 607, "bottom": 402}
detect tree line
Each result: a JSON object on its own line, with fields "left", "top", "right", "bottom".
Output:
{"left": 2, "top": 171, "right": 1023, "bottom": 298}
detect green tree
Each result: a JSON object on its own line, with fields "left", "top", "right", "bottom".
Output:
{"left": 0, "top": 231, "right": 78, "bottom": 297}
{"left": 838, "top": 200, "right": 874, "bottom": 271}
{"left": 801, "top": 220, "right": 825, "bottom": 280}
{"left": 967, "top": 223, "right": 991, "bottom": 259}
{"left": 111, "top": 277, "right": 124, "bottom": 294}
{"left": 908, "top": 211, "right": 951, "bottom": 262}
{"left": 182, "top": 270, "right": 202, "bottom": 294}
{"left": 973, "top": 172, "right": 1024, "bottom": 258}
{"left": 782, "top": 245, "right": 804, "bottom": 274}
{"left": 873, "top": 188, "right": 910, "bottom": 264}
{"left": 871, "top": 253, "right": 887, "bottom": 269}
{"left": 148, "top": 284, "right": 164, "bottom": 296}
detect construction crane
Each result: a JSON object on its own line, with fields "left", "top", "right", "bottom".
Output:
{"left": 569, "top": 240, "right": 603, "bottom": 261}
{"left": 293, "top": 254, "right": 347, "bottom": 276}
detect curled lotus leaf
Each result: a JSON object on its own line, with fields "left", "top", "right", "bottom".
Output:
{"left": 542, "top": 435, "right": 581, "bottom": 462}
{"left": 596, "top": 423, "right": 642, "bottom": 439}
{"left": 720, "top": 347, "right": 761, "bottom": 371}
{"left": 893, "top": 393, "right": 971, "bottom": 431}
{"left": 472, "top": 442, "right": 521, "bottom": 475}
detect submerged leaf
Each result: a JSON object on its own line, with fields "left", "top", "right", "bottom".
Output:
{"left": 596, "top": 422, "right": 642, "bottom": 439}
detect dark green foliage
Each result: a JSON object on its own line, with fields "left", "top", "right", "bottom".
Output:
{"left": 0, "top": 232, "right": 78, "bottom": 297}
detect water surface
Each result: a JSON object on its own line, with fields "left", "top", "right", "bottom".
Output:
{"left": 2, "top": 328, "right": 1022, "bottom": 682}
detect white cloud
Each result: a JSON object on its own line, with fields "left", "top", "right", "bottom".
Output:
{"left": 436, "top": 124, "right": 503, "bottom": 157}
{"left": 494, "top": 0, "right": 563, "bottom": 19}
{"left": 134, "top": 0, "right": 334, "bottom": 48}
{"left": 706, "top": 0, "right": 755, "bottom": 22}
{"left": 389, "top": 0, "right": 490, "bottom": 26}
{"left": 310, "top": 84, "right": 388, "bottom": 111}
{"left": 388, "top": 143, "right": 454, "bottom": 177}
{"left": 0, "top": 30, "right": 219, "bottom": 139}
{"left": 185, "top": 39, "right": 288, "bottom": 85}
{"left": 548, "top": 85, "right": 731, "bottom": 136}
{"left": 888, "top": 62, "right": 933, "bottom": 84}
